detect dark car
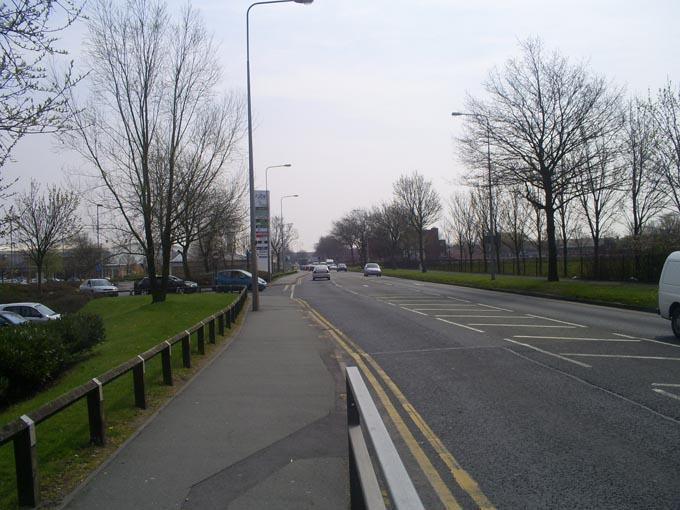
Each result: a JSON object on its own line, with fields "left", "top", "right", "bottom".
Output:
{"left": 214, "top": 269, "right": 267, "bottom": 292}
{"left": 133, "top": 275, "right": 198, "bottom": 295}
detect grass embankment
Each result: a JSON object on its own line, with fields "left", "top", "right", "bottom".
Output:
{"left": 0, "top": 293, "right": 240, "bottom": 509}
{"left": 382, "top": 269, "right": 658, "bottom": 310}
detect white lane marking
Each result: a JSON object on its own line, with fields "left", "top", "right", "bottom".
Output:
{"left": 504, "top": 338, "right": 591, "bottom": 368}
{"left": 370, "top": 345, "right": 499, "bottom": 356}
{"left": 386, "top": 302, "right": 475, "bottom": 306}
{"left": 434, "top": 315, "right": 520, "bottom": 318}
{"left": 362, "top": 284, "right": 369, "bottom": 287}
{"left": 613, "top": 333, "right": 680, "bottom": 349}
{"left": 411, "top": 307, "right": 488, "bottom": 311}
{"left": 436, "top": 318, "right": 485, "bottom": 333}
{"left": 652, "top": 383, "right": 680, "bottom": 387}
{"left": 525, "top": 314, "right": 587, "bottom": 328}
{"left": 402, "top": 307, "right": 428, "bottom": 316}
{"left": 414, "top": 283, "right": 424, "bottom": 286}
{"left": 446, "top": 296, "right": 471, "bottom": 303}
{"left": 388, "top": 302, "right": 396, "bottom": 306}
{"left": 284, "top": 284, "right": 290, "bottom": 292}
{"left": 478, "top": 303, "right": 514, "bottom": 312}
{"left": 653, "top": 389, "right": 680, "bottom": 401}
{"left": 290, "top": 284, "right": 295, "bottom": 299}
{"left": 469, "top": 324, "right": 577, "bottom": 328}
{"left": 332, "top": 281, "right": 359, "bottom": 295}
{"left": 513, "top": 335, "right": 639, "bottom": 342}
{"left": 561, "top": 353, "right": 680, "bottom": 361}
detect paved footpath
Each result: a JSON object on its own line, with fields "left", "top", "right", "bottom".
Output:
{"left": 61, "top": 275, "right": 348, "bottom": 509}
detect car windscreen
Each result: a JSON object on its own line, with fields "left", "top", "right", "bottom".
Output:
{"left": 366, "top": 264, "right": 378, "bottom": 268}
{"left": 91, "top": 279, "right": 111, "bottom": 286}
{"left": 35, "top": 304, "right": 56, "bottom": 316}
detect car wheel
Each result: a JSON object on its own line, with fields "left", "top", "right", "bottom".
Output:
{"left": 176, "top": 287, "right": 184, "bottom": 294}
{"left": 672, "top": 307, "right": 680, "bottom": 339}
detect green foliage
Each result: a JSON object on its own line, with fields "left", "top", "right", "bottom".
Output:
{"left": 48, "top": 313, "right": 105, "bottom": 358}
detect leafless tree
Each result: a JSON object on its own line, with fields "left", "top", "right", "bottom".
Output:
{"left": 471, "top": 185, "right": 490, "bottom": 272}
{"left": 393, "top": 171, "right": 441, "bottom": 272}
{"left": 331, "top": 217, "right": 359, "bottom": 265}
{"left": 459, "top": 37, "right": 622, "bottom": 281}
{"left": 270, "top": 216, "right": 298, "bottom": 273}
{"left": 654, "top": 82, "right": 680, "bottom": 214}
{"left": 65, "top": 0, "right": 225, "bottom": 302}
{"left": 0, "top": 0, "right": 82, "bottom": 169}
{"left": 10, "top": 181, "right": 80, "bottom": 290}
{"left": 498, "top": 187, "right": 530, "bottom": 275}
{"left": 449, "top": 189, "right": 477, "bottom": 272}
{"left": 372, "top": 202, "right": 408, "bottom": 269}
{"left": 196, "top": 189, "right": 246, "bottom": 274}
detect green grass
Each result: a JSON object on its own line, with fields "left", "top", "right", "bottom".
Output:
{"left": 382, "top": 269, "right": 658, "bottom": 310}
{"left": 0, "top": 292, "right": 239, "bottom": 508}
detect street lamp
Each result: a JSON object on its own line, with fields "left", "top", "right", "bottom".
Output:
{"left": 96, "top": 204, "right": 103, "bottom": 278}
{"left": 280, "top": 194, "right": 299, "bottom": 272}
{"left": 246, "top": 0, "right": 313, "bottom": 311}
{"left": 265, "top": 163, "right": 292, "bottom": 281}
{"left": 451, "top": 111, "right": 497, "bottom": 280}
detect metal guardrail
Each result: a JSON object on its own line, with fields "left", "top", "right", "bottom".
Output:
{"left": 346, "top": 366, "right": 424, "bottom": 510}
{"left": 0, "top": 287, "right": 247, "bottom": 508}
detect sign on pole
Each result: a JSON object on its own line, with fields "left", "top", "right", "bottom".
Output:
{"left": 254, "top": 190, "right": 269, "bottom": 272}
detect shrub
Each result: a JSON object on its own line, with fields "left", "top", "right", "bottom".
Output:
{"left": 48, "top": 313, "right": 105, "bottom": 359}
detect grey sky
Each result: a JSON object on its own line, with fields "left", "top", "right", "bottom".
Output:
{"left": 4, "top": 0, "right": 679, "bottom": 251}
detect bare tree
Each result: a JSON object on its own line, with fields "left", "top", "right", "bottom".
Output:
{"left": 10, "top": 181, "right": 80, "bottom": 290}
{"left": 449, "top": 190, "right": 478, "bottom": 272}
{"left": 270, "top": 216, "right": 298, "bottom": 273}
{"left": 0, "top": 0, "right": 82, "bottom": 169}
{"left": 331, "top": 217, "right": 359, "bottom": 265}
{"left": 196, "top": 189, "right": 246, "bottom": 274}
{"left": 372, "top": 202, "right": 408, "bottom": 269}
{"left": 393, "top": 172, "right": 441, "bottom": 272}
{"left": 66, "top": 0, "right": 224, "bottom": 302}
{"left": 498, "top": 187, "right": 530, "bottom": 275}
{"left": 460, "top": 37, "right": 621, "bottom": 281}
{"left": 654, "top": 82, "right": 680, "bottom": 214}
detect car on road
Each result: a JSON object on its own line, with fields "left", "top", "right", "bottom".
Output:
{"left": 214, "top": 269, "right": 267, "bottom": 292}
{"left": 312, "top": 265, "right": 331, "bottom": 281}
{"left": 0, "top": 302, "right": 61, "bottom": 321}
{"left": 363, "top": 262, "right": 382, "bottom": 277}
{"left": 337, "top": 263, "right": 347, "bottom": 272}
{"left": 133, "top": 275, "right": 198, "bottom": 295}
{"left": 0, "top": 311, "right": 28, "bottom": 327}
{"left": 659, "top": 251, "right": 680, "bottom": 338}
{"left": 79, "top": 278, "right": 119, "bottom": 297}
{"left": 328, "top": 263, "right": 338, "bottom": 271}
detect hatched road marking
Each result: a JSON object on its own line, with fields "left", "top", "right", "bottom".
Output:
{"left": 504, "top": 338, "right": 591, "bottom": 368}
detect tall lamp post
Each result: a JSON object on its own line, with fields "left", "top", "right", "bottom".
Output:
{"left": 96, "top": 204, "right": 103, "bottom": 278}
{"left": 265, "top": 163, "right": 292, "bottom": 281}
{"left": 451, "top": 111, "right": 497, "bottom": 280}
{"left": 246, "top": 0, "right": 313, "bottom": 311}
{"left": 280, "top": 194, "right": 299, "bottom": 272}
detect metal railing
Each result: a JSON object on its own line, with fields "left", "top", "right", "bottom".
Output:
{"left": 0, "top": 287, "right": 247, "bottom": 508}
{"left": 346, "top": 366, "right": 424, "bottom": 510}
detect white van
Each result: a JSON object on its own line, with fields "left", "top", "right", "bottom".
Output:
{"left": 658, "top": 251, "right": 680, "bottom": 338}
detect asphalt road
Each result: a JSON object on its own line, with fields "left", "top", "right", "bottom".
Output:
{"left": 294, "top": 270, "right": 680, "bottom": 510}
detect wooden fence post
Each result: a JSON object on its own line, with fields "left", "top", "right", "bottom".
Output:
{"left": 87, "top": 378, "right": 105, "bottom": 446}
{"left": 218, "top": 313, "right": 225, "bottom": 336}
{"left": 162, "top": 341, "right": 173, "bottom": 386}
{"left": 133, "top": 356, "right": 146, "bottom": 409}
{"left": 197, "top": 323, "right": 206, "bottom": 352}
{"left": 14, "top": 415, "right": 39, "bottom": 508}
{"left": 209, "top": 318, "right": 215, "bottom": 343}
{"left": 182, "top": 331, "right": 191, "bottom": 368}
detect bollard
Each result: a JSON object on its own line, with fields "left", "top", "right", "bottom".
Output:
{"left": 162, "top": 341, "right": 173, "bottom": 385}
{"left": 133, "top": 356, "right": 146, "bottom": 409}
{"left": 14, "top": 416, "right": 39, "bottom": 508}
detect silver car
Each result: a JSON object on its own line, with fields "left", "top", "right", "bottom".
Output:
{"left": 363, "top": 263, "right": 382, "bottom": 277}
{"left": 80, "top": 278, "right": 119, "bottom": 297}
{"left": 0, "top": 302, "right": 61, "bottom": 321}
{"left": 312, "top": 265, "right": 331, "bottom": 281}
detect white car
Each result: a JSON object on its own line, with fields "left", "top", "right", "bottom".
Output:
{"left": 0, "top": 302, "right": 61, "bottom": 321}
{"left": 80, "top": 278, "right": 119, "bottom": 297}
{"left": 363, "top": 263, "right": 382, "bottom": 277}
{"left": 659, "top": 251, "right": 680, "bottom": 338}
{"left": 312, "top": 265, "right": 331, "bottom": 281}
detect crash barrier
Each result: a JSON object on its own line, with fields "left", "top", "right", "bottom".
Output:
{"left": 0, "top": 288, "right": 247, "bottom": 508}
{"left": 346, "top": 366, "right": 424, "bottom": 510}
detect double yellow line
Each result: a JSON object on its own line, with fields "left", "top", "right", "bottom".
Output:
{"left": 297, "top": 298, "right": 495, "bottom": 510}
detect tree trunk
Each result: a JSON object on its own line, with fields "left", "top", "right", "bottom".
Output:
{"left": 545, "top": 204, "right": 559, "bottom": 281}
{"left": 182, "top": 246, "right": 191, "bottom": 280}
{"left": 418, "top": 230, "right": 426, "bottom": 272}
{"left": 593, "top": 238, "right": 600, "bottom": 280}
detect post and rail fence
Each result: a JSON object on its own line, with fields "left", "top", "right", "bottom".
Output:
{"left": 0, "top": 288, "right": 247, "bottom": 508}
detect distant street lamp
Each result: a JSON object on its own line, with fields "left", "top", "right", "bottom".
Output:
{"left": 265, "top": 163, "right": 292, "bottom": 281}
{"left": 280, "top": 194, "right": 299, "bottom": 272}
{"left": 451, "top": 111, "right": 497, "bottom": 280}
{"left": 246, "top": 0, "right": 313, "bottom": 311}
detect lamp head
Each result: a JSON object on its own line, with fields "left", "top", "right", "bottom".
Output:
{"left": 284, "top": 164, "right": 292, "bottom": 167}
{"left": 451, "top": 112, "right": 464, "bottom": 117}
{"left": 294, "top": 0, "right": 313, "bottom": 3}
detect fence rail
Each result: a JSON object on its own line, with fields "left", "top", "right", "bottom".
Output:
{"left": 346, "top": 366, "right": 424, "bottom": 510}
{"left": 0, "top": 287, "right": 247, "bottom": 508}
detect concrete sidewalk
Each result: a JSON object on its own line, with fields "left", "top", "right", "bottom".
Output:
{"left": 61, "top": 275, "right": 348, "bottom": 509}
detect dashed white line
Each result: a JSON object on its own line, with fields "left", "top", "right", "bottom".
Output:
{"left": 653, "top": 389, "right": 680, "bottom": 401}
{"left": 284, "top": 284, "right": 290, "bottom": 292}
{"left": 613, "top": 333, "right": 680, "bottom": 349}
{"left": 504, "top": 338, "right": 591, "bottom": 368}
{"left": 525, "top": 314, "right": 587, "bottom": 328}
{"left": 560, "top": 353, "right": 680, "bottom": 361}
{"left": 652, "top": 383, "right": 680, "bottom": 387}
{"left": 512, "top": 336, "right": 639, "bottom": 342}
{"left": 469, "top": 324, "right": 577, "bottom": 328}
{"left": 434, "top": 315, "right": 519, "bottom": 318}
{"left": 436, "top": 317, "right": 485, "bottom": 333}
{"left": 477, "top": 303, "right": 514, "bottom": 312}
{"left": 402, "top": 307, "right": 428, "bottom": 316}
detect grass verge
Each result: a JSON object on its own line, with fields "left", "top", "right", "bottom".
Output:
{"left": 0, "top": 292, "right": 242, "bottom": 509}
{"left": 381, "top": 269, "right": 658, "bottom": 310}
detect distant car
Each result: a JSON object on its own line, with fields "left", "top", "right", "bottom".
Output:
{"left": 0, "top": 302, "right": 61, "bottom": 321}
{"left": 328, "top": 263, "right": 338, "bottom": 271}
{"left": 0, "top": 311, "right": 28, "bottom": 326}
{"left": 659, "top": 251, "right": 680, "bottom": 338}
{"left": 133, "top": 275, "right": 198, "bottom": 295}
{"left": 80, "top": 278, "right": 119, "bottom": 297}
{"left": 312, "top": 265, "right": 331, "bottom": 281}
{"left": 363, "top": 263, "right": 382, "bottom": 277}
{"left": 214, "top": 269, "right": 266, "bottom": 292}
{"left": 337, "top": 263, "right": 348, "bottom": 272}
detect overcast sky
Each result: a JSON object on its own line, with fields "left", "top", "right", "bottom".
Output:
{"left": 4, "top": 0, "right": 680, "bottom": 251}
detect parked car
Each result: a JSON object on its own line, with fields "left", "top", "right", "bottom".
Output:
{"left": 312, "top": 264, "right": 331, "bottom": 281}
{"left": 337, "top": 263, "right": 348, "bottom": 272}
{"left": 363, "top": 262, "right": 382, "bottom": 277}
{"left": 0, "top": 302, "right": 61, "bottom": 321}
{"left": 133, "top": 275, "right": 198, "bottom": 295}
{"left": 80, "top": 278, "right": 119, "bottom": 297}
{"left": 659, "top": 251, "right": 680, "bottom": 338}
{"left": 0, "top": 310, "right": 28, "bottom": 326}
{"left": 214, "top": 269, "right": 267, "bottom": 292}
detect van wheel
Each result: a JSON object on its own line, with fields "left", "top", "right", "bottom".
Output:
{"left": 672, "top": 307, "right": 680, "bottom": 339}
